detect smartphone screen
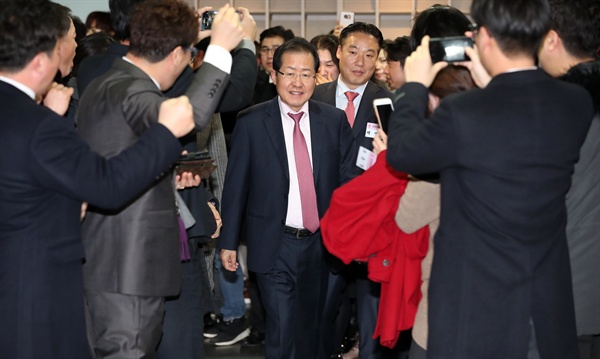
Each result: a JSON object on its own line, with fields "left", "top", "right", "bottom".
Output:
{"left": 429, "top": 36, "right": 473, "bottom": 63}
{"left": 374, "top": 103, "right": 393, "bottom": 133}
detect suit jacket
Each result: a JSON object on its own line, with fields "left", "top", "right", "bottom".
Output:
{"left": 312, "top": 80, "right": 394, "bottom": 153}
{"left": 77, "top": 58, "right": 228, "bottom": 297}
{"left": 0, "top": 81, "right": 183, "bottom": 358}
{"left": 386, "top": 70, "right": 594, "bottom": 359}
{"left": 219, "top": 98, "right": 359, "bottom": 273}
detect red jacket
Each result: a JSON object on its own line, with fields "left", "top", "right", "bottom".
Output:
{"left": 322, "top": 151, "right": 429, "bottom": 348}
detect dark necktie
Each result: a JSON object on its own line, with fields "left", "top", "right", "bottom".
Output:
{"left": 344, "top": 91, "right": 359, "bottom": 127}
{"left": 288, "top": 112, "right": 319, "bottom": 233}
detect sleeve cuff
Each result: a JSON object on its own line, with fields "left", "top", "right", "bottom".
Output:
{"left": 204, "top": 45, "right": 233, "bottom": 75}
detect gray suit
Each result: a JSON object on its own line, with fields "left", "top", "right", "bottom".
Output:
{"left": 77, "top": 58, "right": 228, "bottom": 357}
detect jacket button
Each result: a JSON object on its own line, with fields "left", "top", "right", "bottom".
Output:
{"left": 382, "top": 259, "right": 389, "bottom": 267}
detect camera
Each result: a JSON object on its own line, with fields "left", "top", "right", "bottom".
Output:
{"left": 201, "top": 9, "right": 241, "bottom": 30}
{"left": 429, "top": 36, "right": 474, "bottom": 63}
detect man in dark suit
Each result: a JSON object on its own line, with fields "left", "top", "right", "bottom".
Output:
{"left": 219, "top": 38, "right": 359, "bottom": 359}
{"left": 385, "top": 0, "right": 594, "bottom": 358}
{"left": 76, "top": 2, "right": 244, "bottom": 358}
{"left": 311, "top": 22, "right": 394, "bottom": 358}
{"left": 0, "top": 2, "right": 195, "bottom": 358}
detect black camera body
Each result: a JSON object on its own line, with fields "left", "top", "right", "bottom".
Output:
{"left": 201, "top": 10, "right": 241, "bottom": 30}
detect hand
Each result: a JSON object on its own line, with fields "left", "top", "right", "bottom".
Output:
{"left": 196, "top": 7, "right": 213, "bottom": 43}
{"left": 220, "top": 249, "right": 238, "bottom": 271}
{"left": 458, "top": 37, "right": 491, "bottom": 89}
{"left": 158, "top": 96, "right": 194, "bottom": 138}
{"left": 372, "top": 129, "right": 388, "bottom": 155}
{"left": 175, "top": 172, "right": 201, "bottom": 189}
{"left": 315, "top": 72, "right": 334, "bottom": 85}
{"left": 80, "top": 202, "right": 88, "bottom": 221}
{"left": 237, "top": 7, "right": 256, "bottom": 41}
{"left": 210, "top": 4, "right": 244, "bottom": 52}
{"left": 404, "top": 36, "right": 449, "bottom": 88}
{"left": 207, "top": 202, "right": 222, "bottom": 238}
{"left": 332, "top": 24, "right": 344, "bottom": 37}
{"left": 43, "top": 82, "right": 74, "bottom": 116}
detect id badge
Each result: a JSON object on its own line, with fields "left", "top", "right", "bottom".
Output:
{"left": 356, "top": 146, "right": 377, "bottom": 171}
{"left": 365, "top": 122, "right": 379, "bottom": 138}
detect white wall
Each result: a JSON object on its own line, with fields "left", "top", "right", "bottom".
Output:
{"left": 55, "top": 1, "right": 109, "bottom": 21}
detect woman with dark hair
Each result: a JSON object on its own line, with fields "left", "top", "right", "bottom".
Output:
{"left": 310, "top": 34, "right": 340, "bottom": 85}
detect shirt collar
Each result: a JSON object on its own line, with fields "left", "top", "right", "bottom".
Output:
{"left": 0, "top": 76, "right": 36, "bottom": 100}
{"left": 336, "top": 78, "right": 368, "bottom": 99}
{"left": 278, "top": 97, "right": 310, "bottom": 121}
{"left": 122, "top": 56, "right": 161, "bottom": 90}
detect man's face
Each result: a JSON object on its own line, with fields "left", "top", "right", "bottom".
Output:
{"left": 260, "top": 36, "right": 285, "bottom": 75}
{"left": 337, "top": 31, "right": 379, "bottom": 89}
{"left": 57, "top": 18, "right": 77, "bottom": 78}
{"left": 271, "top": 51, "right": 316, "bottom": 112}
{"left": 317, "top": 49, "right": 339, "bottom": 81}
{"left": 384, "top": 60, "right": 406, "bottom": 90}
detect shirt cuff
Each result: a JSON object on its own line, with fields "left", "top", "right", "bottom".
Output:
{"left": 204, "top": 45, "right": 232, "bottom": 74}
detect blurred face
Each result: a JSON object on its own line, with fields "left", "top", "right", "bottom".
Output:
{"left": 260, "top": 36, "right": 285, "bottom": 75}
{"left": 384, "top": 60, "right": 406, "bottom": 90}
{"left": 337, "top": 31, "right": 379, "bottom": 89}
{"left": 271, "top": 51, "right": 316, "bottom": 112}
{"left": 374, "top": 48, "right": 387, "bottom": 82}
{"left": 317, "top": 49, "right": 339, "bottom": 81}
{"left": 57, "top": 18, "right": 77, "bottom": 78}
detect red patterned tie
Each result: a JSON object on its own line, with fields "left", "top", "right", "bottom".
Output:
{"left": 344, "top": 91, "right": 359, "bottom": 127}
{"left": 288, "top": 112, "right": 319, "bottom": 233}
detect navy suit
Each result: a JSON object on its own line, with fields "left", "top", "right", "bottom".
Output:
{"left": 312, "top": 79, "right": 394, "bottom": 358}
{"left": 0, "top": 80, "right": 183, "bottom": 359}
{"left": 219, "top": 98, "right": 358, "bottom": 358}
{"left": 387, "top": 70, "right": 594, "bottom": 359}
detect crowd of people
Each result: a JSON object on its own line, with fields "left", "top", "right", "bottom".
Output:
{"left": 0, "top": 0, "right": 598, "bottom": 359}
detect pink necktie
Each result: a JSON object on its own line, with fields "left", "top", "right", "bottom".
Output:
{"left": 344, "top": 91, "right": 359, "bottom": 127}
{"left": 288, "top": 112, "right": 319, "bottom": 233}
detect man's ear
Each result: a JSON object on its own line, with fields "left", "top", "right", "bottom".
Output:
{"left": 543, "top": 30, "right": 561, "bottom": 52}
{"left": 171, "top": 46, "right": 185, "bottom": 66}
{"left": 270, "top": 69, "right": 277, "bottom": 85}
{"left": 336, "top": 45, "right": 342, "bottom": 60}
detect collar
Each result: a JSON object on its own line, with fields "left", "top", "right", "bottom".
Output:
{"left": 336, "top": 79, "right": 368, "bottom": 99}
{"left": 503, "top": 66, "right": 538, "bottom": 74}
{"left": 0, "top": 76, "right": 36, "bottom": 100}
{"left": 121, "top": 56, "right": 161, "bottom": 90}
{"left": 278, "top": 97, "right": 310, "bottom": 120}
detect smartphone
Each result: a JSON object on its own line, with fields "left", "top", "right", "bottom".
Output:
{"left": 201, "top": 9, "right": 241, "bottom": 30}
{"left": 373, "top": 98, "right": 394, "bottom": 133}
{"left": 339, "top": 11, "right": 355, "bottom": 28}
{"left": 429, "top": 36, "right": 474, "bottom": 63}
{"left": 175, "top": 151, "right": 216, "bottom": 178}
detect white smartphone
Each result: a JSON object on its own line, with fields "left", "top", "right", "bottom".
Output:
{"left": 373, "top": 98, "right": 394, "bottom": 133}
{"left": 339, "top": 11, "right": 355, "bottom": 27}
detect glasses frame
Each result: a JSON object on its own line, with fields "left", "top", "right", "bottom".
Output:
{"left": 276, "top": 70, "right": 316, "bottom": 82}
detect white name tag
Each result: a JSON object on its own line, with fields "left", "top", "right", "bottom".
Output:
{"left": 356, "top": 146, "right": 377, "bottom": 171}
{"left": 365, "top": 122, "right": 379, "bottom": 138}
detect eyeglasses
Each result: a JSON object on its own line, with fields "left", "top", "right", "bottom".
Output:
{"left": 277, "top": 70, "right": 316, "bottom": 82}
{"left": 259, "top": 45, "right": 281, "bottom": 55}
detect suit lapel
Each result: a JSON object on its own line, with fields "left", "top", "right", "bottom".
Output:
{"left": 308, "top": 100, "right": 325, "bottom": 183}
{"left": 263, "top": 98, "right": 290, "bottom": 182}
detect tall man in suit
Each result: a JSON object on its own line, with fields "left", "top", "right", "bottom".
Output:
{"left": 0, "top": 1, "right": 194, "bottom": 358}
{"left": 219, "top": 38, "right": 359, "bottom": 359}
{"left": 311, "top": 21, "right": 394, "bottom": 358}
{"left": 76, "top": 1, "right": 244, "bottom": 358}
{"left": 385, "top": 0, "right": 594, "bottom": 357}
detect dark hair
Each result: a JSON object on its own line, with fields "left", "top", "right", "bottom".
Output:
{"left": 72, "top": 32, "right": 116, "bottom": 77}
{"left": 471, "top": 0, "right": 550, "bottom": 58}
{"left": 0, "top": 1, "right": 67, "bottom": 72}
{"left": 310, "top": 34, "right": 340, "bottom": 68}
{"left": 272, "top": 37, "right": 319, "bottom": 73}
{"left": 259, "top": 26, "right": 295, "bottom": 45}
{"left": 410, "top": 4, "right": 471, "bottom": 50}
{"left": 72, "top": 16, "right": 87, "bottom": 43}
{"left": 430, "top": 66, "right": 477, "bottom": 99}
{"left": 50, "top": 2, "right": 73, "bottom": 39}
{"left": 109, "top": 0, "right": 145, "bottom": 41}
{"left": 128, "top": 0, "right": 198, "bottom": 63}
{"left": 85, "top": 11, "right": 114, "bottom": 34}
{"left": 384, "top": 36, "right": 411, "bottom": 66}
{"left": 339, "top": 22, "right": 384, "bottom": 50}
{"left": 548, "top": 0, "right": 600, "bottom": 60}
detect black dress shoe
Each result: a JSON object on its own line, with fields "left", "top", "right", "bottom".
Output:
{"left": 241, "top": 327, "right": 265, "bottom": 347}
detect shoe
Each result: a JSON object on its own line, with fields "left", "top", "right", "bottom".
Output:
{"left": 241, "top": 327, "right": 265, "bottom": 347}
{"left": 203, "top": 313, "right": 223, "bottom": 339}
{"left": 209, "top": 316, "right": 250, "bottom": 346}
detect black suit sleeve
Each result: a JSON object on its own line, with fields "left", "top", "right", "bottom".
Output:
{"left": 32, "top": 115, "right": 182, "bottom": 210}
{"left": 216, "top": 48, "right": 258, "bottom": 113}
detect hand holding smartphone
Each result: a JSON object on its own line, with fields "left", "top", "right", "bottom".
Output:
{"left": 373, "top": 98, "right": 394, "bottom": 133}
{"left": 339, "top": 11, "right": 354, "bottom": 28}
{"left": 175, "top": 151, "right": 216, "bottom": 178}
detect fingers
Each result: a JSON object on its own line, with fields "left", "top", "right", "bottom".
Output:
{"left": 220, "top": 249, "right": 238, "bottom": 272}
{"left": 158, "top": 96, "right": 194, "bottom": 138}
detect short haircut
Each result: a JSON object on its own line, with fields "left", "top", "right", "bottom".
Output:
{"left": 109, "top": 0, "right": 145, "bottom": 41}
{"left": 410, "top": 4, "right": 471, "bottom": 51}
{"left": 272, "top": 37, "right": 319, "bottom": 73}
{"left": 259, "top": 26, "right": 295, "bottom": 45}
{"left": 85, "top": 11, "right": 114, "bottom": 34}
{"left": 51, "top": 2, "right": 73, "bottom": 39}
{"left": 384, "top": 36, "right": 411, "bottom": 66}
{"left": 430, "top": 66, "right": 477, "bottom": 99}
{"left": 0, "top": 1, "right": 67, "bottom": 72}
{"left": 339, "top": 22, "right": 384, "bottom": 51}
{"left": 72, "top": 32, "right": 116, "bottom": 77}
{"left": 128, "top": 0, "right": 198, "bottom": 63}
{"left": 310, "top": 34, "right": 340, "bottom": 68}
{"left": 548, "top": 0, "right": 600, "bottom": 60}
{"left": 471, "top": 0, "right": 551, "bottom": 58}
